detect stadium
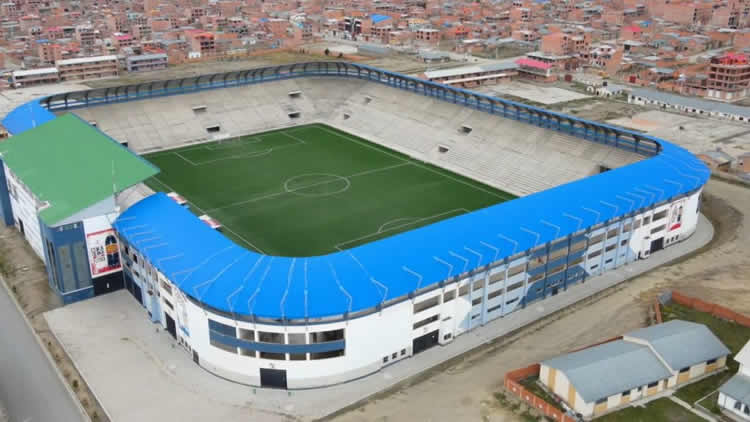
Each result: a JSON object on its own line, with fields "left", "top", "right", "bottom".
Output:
{"left": 0, "top": 61, "right": 709, "bottom": 389}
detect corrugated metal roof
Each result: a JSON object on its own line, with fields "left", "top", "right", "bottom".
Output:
{"left": 11, "top": 67, "right": 58, "bottom": 77}
{"left": 56, "top": 55, "right": 117, "bottom": 66}
{"left": 720, "top": 374, "right": 750, "bottom": 403}
{"left": 425, "top": 61, "right": 517, "bottom": 79}
{"left": 543, "top": 340, "right": 672, "bottom": 403}
{"left": 626, "top": 320, "right": 730, "bottom": 371}
{"left": 0, "top": 114, "right": 159, "bottom": 225}
{"left": 632, "top": 87, "right": 750, "bottom": 118}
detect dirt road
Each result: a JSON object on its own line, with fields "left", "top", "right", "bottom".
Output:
{"left": 333, "top": 178, "right": 749, "bottom": 422}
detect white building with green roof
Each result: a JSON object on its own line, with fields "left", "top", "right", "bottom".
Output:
{"left": 0, "top": 113, "right": 158, "bottom": 303}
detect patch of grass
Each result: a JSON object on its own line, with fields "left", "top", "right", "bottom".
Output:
{"left": 675, "top": 370, "right": 732, "bottom": 404}
{"left": 597, "top": 397, "right": 704, "bottom": 422}
{"left": 520, "top": 377, "right": 565, "bottom": 412}
{"left": 696, "top": 391, "right": 722, "bottom": 415}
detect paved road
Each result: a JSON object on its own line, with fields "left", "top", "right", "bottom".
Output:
{"left": 0, "top": 283, "right": 84, "bottom": 422}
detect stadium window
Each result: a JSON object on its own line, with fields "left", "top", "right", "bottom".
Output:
{"left": 622, "top": 223, "right": 632, "bottom": 233}
{"left": 413, "top": 314, "right": 439, "bottom": 330}
{"left": 288, "top": 91, "right": 302, "bottom": 98}
{"left": 570, "top": 240, "right": 587, "bottom": 253}
{"left": 487, "top": 304, "right": 503, "bottom": 314}
{"left": 489, "top": 271, "right": 505, "bottom": 284}
{"left": 589, "top": 233, "right": 604, "bottom": 244}
{"left": 529, "top": 273, "right": 544, "bottom": 283}
{"left": 209, "top": 338, "right": 237, "bottom": 354}
{"left": 588, "top": 249, "right": 602, "bottom": 259}
{"left": 607, "top": 228, "right": 618, "bottom": 238}
{"left": 507, "top": 264, "right": 525, "bottom": 278}
{"left": 633, "top": 219, "right": 642, "bottom": 229}
{"left": 392, "top": 352, "right": 397, "bottom": 360}
{"left": 239, "top": 348, "right": 256, "bottom": 358}
{"left": 460, "top": 125, "right": 473, "bottom": 134}
{"left": 621, "top": 239, "right": 628, "bottom": 246}
{"left": 311, "top": 350, "right": 345, "bottom": 360}
{"left": 438, "top": 145, "right": 449, "bottom": 153}
{"left": 310, "top": 329, "right": 344, "bottom": 343}
{"left": 679, "top": 367, "right": 689, "bottom": 373}
{"left": 471, "top": 297, "right": 482, "bottom": 306}
{"left": 605, "top": 258, "right": 613, "bottom": 264}
{"left": 443, "top": 290, "right": 456, "bottom": 302}
{"left": 208, "top": 319, "right": 236, "bottom": 337}
{"left": 488, "top": 289, "right": 504, "bottom": 300}
{"left": 650, "top": 225, "right": 666, "bottom": 234}
{"left": 287, "top": 333, "right": 306, "bottom": 345}
{"left": 707, "top": 358, "right": 717, "bottom": 365}
{"left": 643, "top": 216, "right": 651, "bottom": 225}
{"left": 289, "top": 353, "right": 307, "bottom": 361}
{"left": 206, "top": 125, "right": 221, "bottom": 133}
{"left": 505, "top": 298, "right": 519, "bottom": 305}
{"left": 735, "top": 401, "right": 743, "bottom": 410}
{"left": 647, "top": 381, "right": 659, "bottom": 388}
{"left": 259, "top": 352, "right": 285, "bottom": 360}
{"left": 458, "top": 284, "right": 470, "bottom": 296}
{"left": 473, "top": 280, "right": 484, "bottom": 291}
{"left": 383, "top": 356, "right": 388, "bottom": 363}
{"left": 605, "top": 244, "right": 616, "bottom": 252}
{"left": 653, "top": 209, "right": 668, "bottom": 221}
{"left": 192, "top": 105, "right": 207, "bottom": 114}
{"left": 590, "top": 264, "right": 599, "bottom": 270}
{"left": 258, "top": 331, "right": 284, "bottom": 344}
{"left": 401, "top": 349, "right": 406, "bottom": 356}
{"left": 163, "top": 298, "right": 174, "bottom": 310}
{"left": 343, "top": 113, "right": 351, "bottom": 120}
{"left": 443, "top": 333, "right": 452, "bottom": 341}
{"left": 288, "top": 111, "right": 301, "bottom": 119}
{"left": 414, "top": 296, "right": 440, "bottom": 314}
{"left": 595, "top": 398, "right": 607, "bottom": 405}
{"left": 507, "top": 281, "right": 524, "bottom": 292}
{"left": 238, "top": 328, "right": 255, "bottom": 341}
{"left": 568, "top": 257, "right": 584, "bottom": 267}
{"left": 622, "top": 390, "right": 630, "bottom": 396}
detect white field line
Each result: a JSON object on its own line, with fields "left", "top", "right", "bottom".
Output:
{"left": 204, "top": 161, "right": 412, "bottom": 213}
{"left": 280, "top": 131, "right": 307, "bottom": 144}
{"left": 313, "top": 126, "right": 512, "bottom": 201}
{"left": 204, "top": 136, "right": 263, "bottom": 151}
{"left": 192, "top": 138, "right": 305, "bottom": 166}
{"left": 174, "top": 151, "right": 198, "bottom": 166}
{"left": 334, "top": 208, "right": 470, "bottom": 251}
{"left": 151, "top": 176, "right": 267, "bottom": 254}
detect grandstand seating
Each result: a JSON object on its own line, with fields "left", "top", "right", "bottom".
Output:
{"left": 70, "top": 77, "right": 643, "bottom": 197}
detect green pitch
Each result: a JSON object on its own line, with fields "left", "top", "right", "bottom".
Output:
{"left": 144, "top": 124, "right": 516, "bottom": 257}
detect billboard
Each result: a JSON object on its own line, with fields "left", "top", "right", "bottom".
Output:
{"left": 86, "top": 228, "right": 122, "bottom": 277}
{"left": 669, "top": 200, "right": 685, "bottom": 232}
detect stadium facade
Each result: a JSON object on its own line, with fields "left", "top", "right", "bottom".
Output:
{"left": 1, "top": 62, "right": 709, "bottom": 389}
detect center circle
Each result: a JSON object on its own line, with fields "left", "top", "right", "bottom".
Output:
{"left": 283, "top": 173, "right": 351, "bottom": 197}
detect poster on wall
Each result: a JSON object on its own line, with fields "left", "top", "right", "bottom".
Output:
{"left": 669, "top": 200, "right": 685, "bottom": 232}
{"left": 86, "top": 228, "right": 122, "bottom": 277}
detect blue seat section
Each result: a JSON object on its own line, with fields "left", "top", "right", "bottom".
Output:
{"left": 1, "top": 99, "right": 56, "bottom": 134}
{"left": 114, "top": 133, "right": 708, "bottom": 320}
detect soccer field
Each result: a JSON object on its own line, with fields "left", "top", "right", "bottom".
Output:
{"left": 144, "top": 124, "right": 516, "bottom": 257}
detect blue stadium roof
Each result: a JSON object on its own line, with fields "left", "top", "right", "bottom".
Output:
{"left": 2, "top": 99, "right": 56, "bottom": 134}
{"left": 4, "top": 64, "right": 710, "bottom": 320}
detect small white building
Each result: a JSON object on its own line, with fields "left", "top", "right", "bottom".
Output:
{"left": 719, "top": 340, "right": 750, "bottom": 420}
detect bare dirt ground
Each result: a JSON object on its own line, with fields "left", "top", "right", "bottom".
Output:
{"left": 0, "top": 227, "right": 109, "bottom": 422}
{"left": 331, "top": 178, "right": 749, "bottom": 422}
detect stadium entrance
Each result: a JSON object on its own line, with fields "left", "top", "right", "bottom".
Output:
{"left": 412, "top": 330, "right": 439, "bottom": 355}
{"left": 260, "top": 368, "right": 288, "bottom": 389}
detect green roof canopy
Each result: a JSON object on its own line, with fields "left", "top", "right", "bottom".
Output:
{"left": 0, "top": 114, "right": 159, "bottom": 226}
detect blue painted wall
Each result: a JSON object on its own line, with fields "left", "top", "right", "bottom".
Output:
{"left": 39, "top": 219, "right": 94, "bottom": 304}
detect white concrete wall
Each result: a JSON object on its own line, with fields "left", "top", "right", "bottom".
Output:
{"left": 719, "top": 392, "right": 750, "bottom": 420}
{"left": 5, "top": 166, "right": 45, "bottom": 260}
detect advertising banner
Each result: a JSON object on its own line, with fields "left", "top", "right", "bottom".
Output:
{"left": 86, "top": 228, "right": 122, "bottom": 277}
